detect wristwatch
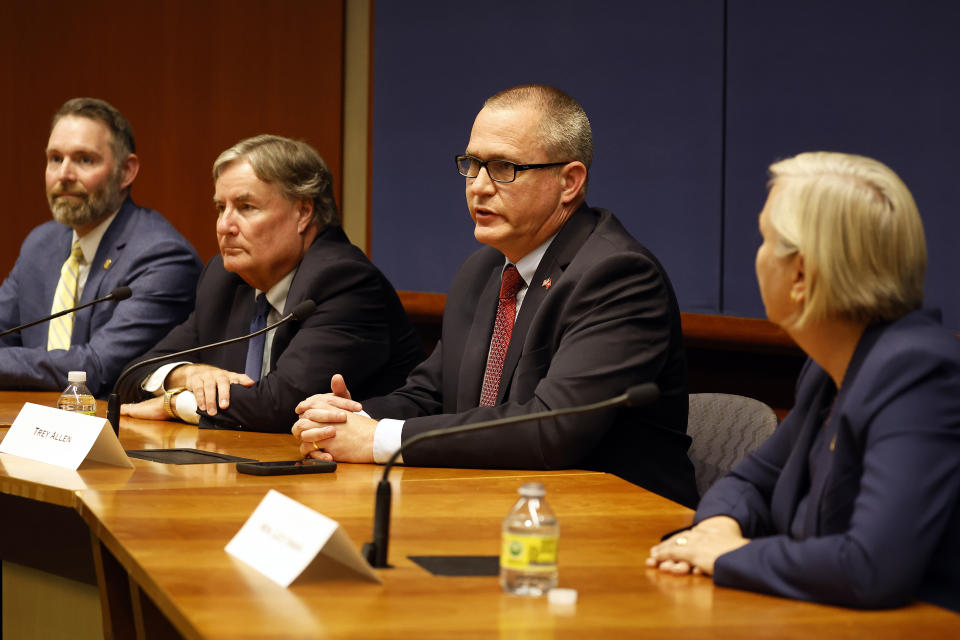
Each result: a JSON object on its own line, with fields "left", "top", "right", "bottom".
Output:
{"left": 163, "top": 387, "right": 187, "bottom": 420}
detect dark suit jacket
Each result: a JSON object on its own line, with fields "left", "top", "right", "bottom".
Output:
{"left": 697, "top": 310, "right": 960, "bottom": 610}
{"left": 118, "top": 226, "right": 424, "bottom": 433}
{"left": 0, "top": 198, "right": 201, "bottom": 395}
{"left": 363, "top": 205, "right": 698, "bottom": 507}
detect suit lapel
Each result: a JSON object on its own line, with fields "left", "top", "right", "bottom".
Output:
{"left": 271, "top": 247, "right": 316, "bottom": 370}
{"left": 769, "top": 409, "right": 820, "bottom": 533}
{"left": 494, "top": 205, "right": 598, "bottom": 403}
{"left": 82, "top": 236, "right": 118, "bottom": 303}
{"left": 495, "top": 253, "right": 558, "bottom": 403}
{"left": 457, "top": 266, "right": 501, "bottom": 410}
{"left": 802, "top": 325, "right": 877, "bottom": 534}
{"left": 71, "top": 203, "right": 134, "bottom": 342}
{"left": 769, "top": 374, "right": 836, "bottom": 533}
{"left": 219, "top": 285, "right": 256, "bottom": 372}
{"left": 82, "top": 199, "right": 135, "bottom": 303}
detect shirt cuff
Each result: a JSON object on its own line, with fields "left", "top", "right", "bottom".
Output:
{"left": 174, "top": 390, "right": 201, "bottom": 425}
{"left": 373, "top": 418, "right": 405, "bottom": 464}
{"left": 143, "top": 361, "right": 191, "bottom": 395}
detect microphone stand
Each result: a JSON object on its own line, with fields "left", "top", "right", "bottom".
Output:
{"left": 361, "top": 383, "right": 660, "bottom": 568}
{"left": 106, "top": 300, "right": 316, "bottom": 435}
{"left": 0, "top": 286, "right": 132, "bottom": 340}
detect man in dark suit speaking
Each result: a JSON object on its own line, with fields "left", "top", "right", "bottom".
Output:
{"left": 0, "top": 98, "right": 201, "bottom": 395}
{"left": 119, "top": 135, "right": 423, "bottom": 432}
{"left": 293, "top": 85, "right": 698, "bottom": 506}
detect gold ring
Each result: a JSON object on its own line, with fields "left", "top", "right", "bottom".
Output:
{"left": 675, "top": 536, "right": 688, "bottom": 546}
{"left": 312, "top": 441, "right": 321, "bottom": 451}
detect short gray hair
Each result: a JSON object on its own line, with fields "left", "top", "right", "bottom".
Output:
{"left": 485, "top": 85, "right": 592, "bottom": 195}
{"left": 213, "top": 134, "right": 340, "bottom": 229}
{"left": 767, "top": 151, "right": 927, "bottom": 327}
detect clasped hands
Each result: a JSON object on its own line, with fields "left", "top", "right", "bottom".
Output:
{"left": 120, "top": 363, "right": 254, "bottom": 420}
{"left": 645, "top": 516, "right": 748, "bottom": 576}
{"left": 291, "top": 374, "right": 377, "bottom": 463}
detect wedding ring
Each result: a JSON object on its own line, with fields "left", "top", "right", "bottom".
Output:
{"left": 675, "top": 536, "right": 688, "bottom": 546}
{"left": 312, "top": 441, "right": 321, "bottom": 451}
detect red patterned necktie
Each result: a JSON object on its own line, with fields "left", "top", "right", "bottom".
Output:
{"left": 479, "top": 264, "right": 524, "bottom": 406}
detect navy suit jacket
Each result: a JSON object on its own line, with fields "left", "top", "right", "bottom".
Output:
{"left": 697, "top": 310, "right": 960, "bottom": 610}
{"left": 118, "top": 226, "right": 424, "bottom": 433}
{"left": 0, "top": 198, "right": 201, "bottom": 395}
{"left": 362, "top": 205, "right": 699, "bottom": 507}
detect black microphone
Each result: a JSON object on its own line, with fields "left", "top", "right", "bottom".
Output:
{"left": 106, "top": 299, "right": 317, "bottom": 435}
{"left": 0, "top": 286, "right": 133, "bottom": 340}
{"left": 361, "top": 382, "right": 660, "bottom": 568}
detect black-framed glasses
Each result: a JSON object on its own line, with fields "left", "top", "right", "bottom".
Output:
{"left": 455, "top": 154, "right": 570, "bottom": 183}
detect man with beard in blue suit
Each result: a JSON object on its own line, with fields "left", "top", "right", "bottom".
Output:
{"left": 0, "top": 97, "right": 202, "bottom": 395}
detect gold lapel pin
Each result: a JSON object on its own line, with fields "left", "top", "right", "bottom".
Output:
{"left": 103, "top": 258, "right": 113, "bottom": 270}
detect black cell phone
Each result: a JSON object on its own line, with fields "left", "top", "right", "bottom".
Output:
{"left": 236, "top": 459, "right": 337, "bottom": 475}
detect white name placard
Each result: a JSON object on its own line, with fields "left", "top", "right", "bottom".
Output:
{"left": 225, "top": 489, "right": 381, "bottom": 587}
{"left": 0, "top": 402, "right": 133, "bottom": 470}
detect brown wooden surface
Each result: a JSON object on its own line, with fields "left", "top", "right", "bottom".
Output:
{"left": 0, "top": 391, "right": 957, "bottom": 638}
{"left": 77, "top": 479, "right": 960, "bottom": 640}
{"left": 680, "top": 313, "right": 798, "bottom": 353}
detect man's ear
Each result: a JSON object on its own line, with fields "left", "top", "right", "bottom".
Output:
{"left": 297, "top": 199, "right": 315, "bottom": 233}
{"left": 118, "top": 153, "right": 140, "bottom": 190}
{"left": 558, "top": 161, "right": 587, "bottom": 204}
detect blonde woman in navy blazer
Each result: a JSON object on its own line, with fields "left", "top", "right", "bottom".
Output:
{"left": 647, "top": 152, "right": 960, "bottom": 610}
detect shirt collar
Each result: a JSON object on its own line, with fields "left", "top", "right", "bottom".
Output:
{"left": 256, "top": 266, "right": 299, "bottom": 315}
{"left": 72, "top": 209, "right": 120, "bottom": 265}
{"left": 506, "top": 231, "right": 559, "bottom": 287}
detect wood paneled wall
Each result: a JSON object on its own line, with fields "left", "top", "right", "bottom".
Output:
{"left": 0, "top": 0, "right": 344, "bottom": 270}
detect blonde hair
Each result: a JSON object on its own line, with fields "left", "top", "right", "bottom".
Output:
{"left": 766, "top": 151, "right": 926, "bottom": 327}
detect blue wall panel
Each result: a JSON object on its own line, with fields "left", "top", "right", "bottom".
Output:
{"left": 371, "top": 1, "right": 725, "bottom": 313}
{"left": 372, "top": 1, "right": 960, "bottom": 330}
{"left": 724, "top": 0, "right": 960, "bottom": 328}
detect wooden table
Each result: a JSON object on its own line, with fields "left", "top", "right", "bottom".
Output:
{"left": 1, "top": 392, "right": 957, "bottom": 639}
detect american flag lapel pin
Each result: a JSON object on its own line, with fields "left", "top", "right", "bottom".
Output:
{"left": 541, "top": 277, "right": 552, "bottom": 290}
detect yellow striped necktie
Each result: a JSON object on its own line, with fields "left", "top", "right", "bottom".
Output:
{"left": 47, "top": 241, "right": 84, "bottom": 351}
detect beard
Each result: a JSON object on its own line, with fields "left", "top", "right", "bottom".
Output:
{"left": 47, "top": 169, "right": 125, "bottom": 228}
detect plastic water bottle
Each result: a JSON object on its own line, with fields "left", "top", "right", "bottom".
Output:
{"left": 57, "top": 371, "right": 96, "bottom": 416}
{"left": 499, "top": 482, "right": 559, "bottom": 596}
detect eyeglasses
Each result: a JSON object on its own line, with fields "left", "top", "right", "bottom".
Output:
{"left": 455, "top": 154, "right": 570, "bottom": 184}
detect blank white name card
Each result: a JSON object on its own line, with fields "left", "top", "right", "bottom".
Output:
{"left": 226, "top": 489, "right": 381, "bottom": 587}
{"left": 0, "top": 402, "right": 132, "bottom": 470}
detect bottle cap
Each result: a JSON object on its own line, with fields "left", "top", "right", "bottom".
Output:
{"left": 518, "top": 482, "right": 546, "bottom": 497}
{"left": 67, "top": 371, "right": 87, "bottom": 383}
{"left": 548, "top": 588, "right": 578, "bottom": 606}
